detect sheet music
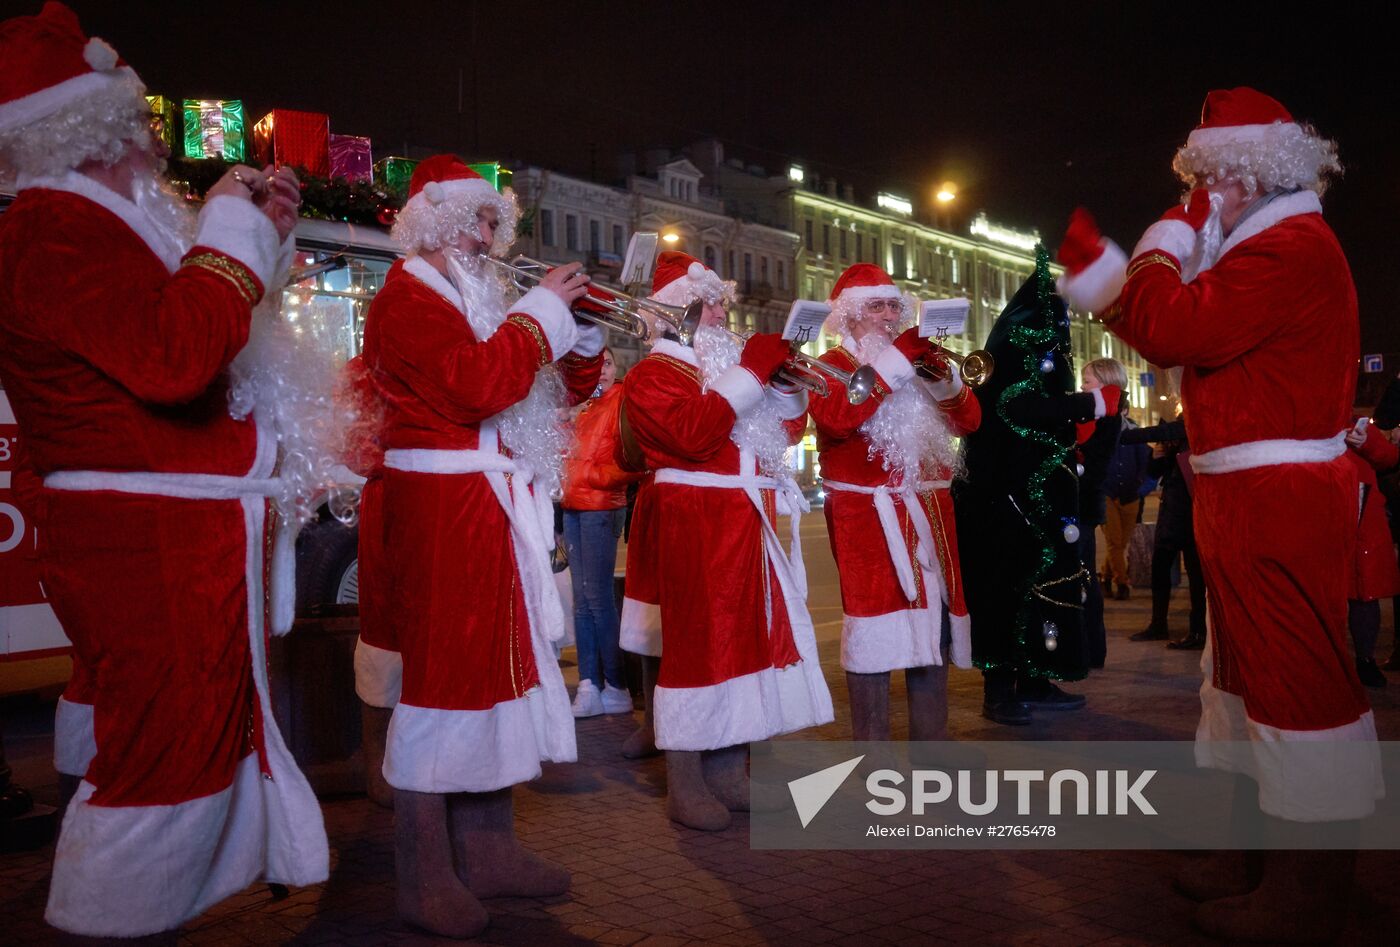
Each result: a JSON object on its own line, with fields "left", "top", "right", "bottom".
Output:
{"left": 782, "top": 299, "right": 832, "bottom": 344}
{"left": 919, "top": 297, "right": 971, "bottom": 339}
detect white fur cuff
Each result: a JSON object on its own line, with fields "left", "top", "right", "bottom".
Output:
{"left": 1131, "top": 219, "right": 1195, "bottom": 267}
{"left": 508, "top": 286, "right": 578, "bottom": 361}
{"left": 1056, "top": 239, "right": 1127, "bottom": 313}
{"left": 926, "top": 365, "right": 964, "bottom": 402}
{"left": 767, "top": 384, "right": 808, "bottom": 420}
{"left": 710, "top": 365, "right": 765, "bottom": 417}
{"left": 193, "top": 196, "right": 282, "bottom": 296}
{"left": 571, "top": 322, "right": 606, "bottom": 358}
{"left": 873, "top": 344, "right": 916, "bottom": 391}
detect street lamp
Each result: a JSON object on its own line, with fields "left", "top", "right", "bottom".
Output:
{"left": 934, "top": 182, "right": 956, "bottom": 231}
{"left": 661, "top": 232, "right": 680, "bottom": 244}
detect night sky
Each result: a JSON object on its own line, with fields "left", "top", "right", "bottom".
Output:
{"left": 35, "top": 1, "right": 1396, "bottom": 349}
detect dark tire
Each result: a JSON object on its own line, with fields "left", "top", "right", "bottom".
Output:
{"left": 296, "top": 518, "right": 360, "bottom": 615}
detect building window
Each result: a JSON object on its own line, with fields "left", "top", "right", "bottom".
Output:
{"left": 760, "top": 257, "right": 769, "bottom": 284}
{"left": 540, "top": 208, "right": 555, "bottom": 247}
{"left": 872, "top": 237, "right": 880, "bottom": 267}
{"left": 856, "top": 232, "right": 864, "bottom": 262}
{"left": 612, "top": 224, "right": 624, "bottom": 254}
{"left": 950, "top": 255, "right": 959, "bottom": 284}
{"left": 744, "top": 253, "right": 753, "bottom": 283}
{"left": 565, "top": 214, "right": 579, "bottom": 251}
{"left": 839, "top": 229, "right": 848, "bottom": 260}
{"left": 704, "top": 245, "right": 718, "bottom": 272}
{"left": 589, "top": 219, "right": 601, "bottom": 254}
{"left": 822, "top": 224, "right": 831, "bottom": 255}
{"left": 777, "top": 260, "right": 786, "bottom": 290}
{"left": 804, "top": 219, "right": 814, "bottom": 251}
{"left": 728, "top": 250, "right": 736, "bottom": 278}
{"left": 892, "top": 243, "right": 906, "bottom": 278}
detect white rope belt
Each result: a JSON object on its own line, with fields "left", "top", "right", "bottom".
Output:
{"left": 1190, "top": 432, "right": 1346, "bottom": 475}
{"left": 43, "top": 468, "right": 298, "bottom": 634}
{"left": 653, "top": 466, "right": 811, "bottom": 601}
{"left": 822, "top": 478, "right": 947, "bottom": 604}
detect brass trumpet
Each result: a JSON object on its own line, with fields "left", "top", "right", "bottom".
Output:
{"left": 916, "top": 346, "right": 995, "bottom": 388}
{"left": 484, "top": 255, "right": 703, "bottom": 344}
{"left": 714, "top": 328, "right": 876, "bottom": 405}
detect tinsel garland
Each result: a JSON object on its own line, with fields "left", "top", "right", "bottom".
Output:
{"left": 993, "top": 244, "right": 1084, "bottom": 673}
{"left": 167, "top": 157, "right": 402, "bottom": 227}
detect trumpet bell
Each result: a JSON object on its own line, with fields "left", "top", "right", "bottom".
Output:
{"left": 959, "top": 350, "right": 995, "bottom": 387}
{"left": 846, "top": 365, "right": 877, "bottom": 405}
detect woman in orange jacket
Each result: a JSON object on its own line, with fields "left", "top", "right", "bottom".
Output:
{"left": 561, "top": 349, "right": 636, "bottom": 717}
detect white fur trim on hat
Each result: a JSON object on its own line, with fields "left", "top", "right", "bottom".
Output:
{"left": 872, "top": 344, "right": 916, "bottom": 392}
{"left": 508, "top": 285, "right": 578, "bottom": 361}
{"left": 391, "top": 179, "right": 518, "bottom": 256}
{"left": 193, "top": 195, "right": 282, "bottom": 296}
{"left": 709, "top": 364, "right": 765, "bottom": 416}
{"left": 650, "top": 268, "right": 736, "bottom": 308}
{"left": 1056, "top": 239, "right": 1128, "bottom": 314}
{"left": 1131, "top": 219, "right": 1196, "bottom": 268}
{"left": 1186, "top": 122, "right": 1301, "bottom": 150}
{"left": 835, "top": 284, "right": 903, "bottom": 303}
{"left": 0, "top": 65, "right": 140, "bottom": 136}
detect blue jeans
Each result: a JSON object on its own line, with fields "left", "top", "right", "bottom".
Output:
{"left": 563, "top": 508, "right": 626, "bottom": 689}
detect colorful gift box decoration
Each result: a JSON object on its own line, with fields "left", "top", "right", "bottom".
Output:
{"left": 252, "top": 109, "right": 330, "bottom": 177}
{"left": 374, "top": 156, "right": 418, "bottom": 196}
{"left": 329, "top": 134, "right": 374, "bottom": 183}
{"left": 144, "top": 95, "right": 178, "bottom": 152}
{"left": 467, "top": 161, "right": 513, "bottom": 193}
{"left": 181, "top": 99, "right": 246, "bottom": 161}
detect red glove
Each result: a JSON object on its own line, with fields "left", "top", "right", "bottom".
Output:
{"left": 739, "top": 332, "right": 793, "bottom": 384}
{"left": 1100, "top": 384, "right": 1123, "bottom": 417}
{"left": 893, "top": 326, "right": 935, "bottom": 363}
{"left": 1057, "top": 208, "right": 1105, "bottom": 275}
{"left": 1055, "top": 208, "right": 1127, "bottom": 314}
{"left": 1162, "top": 188, "right": 1212, "bottom": 230}
{"left": 916, "top": 352, "right": 952, "bottom": 382}
{"left": 1131, "top": 188, "right": 1213, "bottom": 264}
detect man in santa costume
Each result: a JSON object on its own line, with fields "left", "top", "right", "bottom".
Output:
{"left": 622, "top": 251, "right": 834, "bottom": 831}
{"left": 360, "top": 154, "right": 602, "bottom": 937}
{"left": 0, "top": 3, "right": 327, "bottom": 938}
{"left": 615, "top": 261, "right": 722, "bottom": 762}
{"left": 808, "top": 264, "right": 978, "bottom": 742}
{"left": 1058, "top": 87, "right": 1379, "bottom": 943}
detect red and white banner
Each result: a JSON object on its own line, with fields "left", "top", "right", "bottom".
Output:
{"left": 0, "top": 390, "right": 70, "bottom": 660}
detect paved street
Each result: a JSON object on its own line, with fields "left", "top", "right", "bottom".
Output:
{"left": 4, "top": 513, "right": 1400, "bottom": 945}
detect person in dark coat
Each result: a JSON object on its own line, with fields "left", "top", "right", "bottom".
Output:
{"left": 1076, "top": 358, "right": 1127, "bottom": 669}
{"left": 953, "top": 247, "right": 1125, "bottom": 725}
{"left": 1124, "top": 417, "right": 1207, "bottom": 649}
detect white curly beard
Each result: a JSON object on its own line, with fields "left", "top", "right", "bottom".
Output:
{"left": 448, "top": 251, "right": 568, "bottom": 495}
{"left": 849, "top": 332, "right": 963, "bottom": 485}
{"left": 132, "top": 170, "right": 197, "bottom": 253}
{"left": 693, "top": 326, "right": 794, "bottom": 479}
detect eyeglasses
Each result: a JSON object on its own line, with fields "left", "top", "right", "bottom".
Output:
{"left": 861, "top": 299, "right": 903, "bottom": 314}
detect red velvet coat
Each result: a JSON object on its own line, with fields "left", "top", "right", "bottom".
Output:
{"left": 621, "top": 339, "right": 833, "bottom": 749}
{"left": 1110, "top": 191, "right": 1372, "bottom": 783}
{"left": 359, "top": 257, "right": 599, "bottom": 791}
{"left": 810, "top": 344, "right": 980, "bottom": 671}
{"left": 0, "top": 178, "right": 326, "bottom": 935}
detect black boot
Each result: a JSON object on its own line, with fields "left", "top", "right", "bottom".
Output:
{"left": 1131, "top": 622, "right": 1169, "bottom": 642}
{"left": 981, "top": 670, "right": 1031, "bottom": 725}
{"left": 1356, "top": 657, "right": 1387, "bottom": 688}
{"left": 1017, "top": 676, "right": 1086, "bottom": 711}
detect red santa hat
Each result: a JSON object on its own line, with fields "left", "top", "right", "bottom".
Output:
{"left": 648, "top": 250, "right": 735, "bottom": 307}
{"left": 0, "top": 3, "right": 149, "bottom": 175}
{"left": 389, "top": 153, "right": 519, "bottom": 256}
{"left": 1172, "top": 86, "right": 1340, "bottom": 195}
{"left": 829, "top": 263, "right": 903, "bottom": 306}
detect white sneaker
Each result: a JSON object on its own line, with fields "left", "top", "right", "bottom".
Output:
{"left": 572, "top": 680, "right": 603, "bottom": 718}
{"left": 600, "top": 683, "right": 634, "bottom": 714}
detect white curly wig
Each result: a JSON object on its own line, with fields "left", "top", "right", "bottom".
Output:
{"left": 0, "top": 66, "right": 151, "bottom": 181}
{"left": 823, "top": 288, "right": 914, "bottom": 342}
{"left": 390, "top": 182, "right": 519, "bottom": 258}
{"left": 1173, "top": 120, "right": 1342, "bottom": 196}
